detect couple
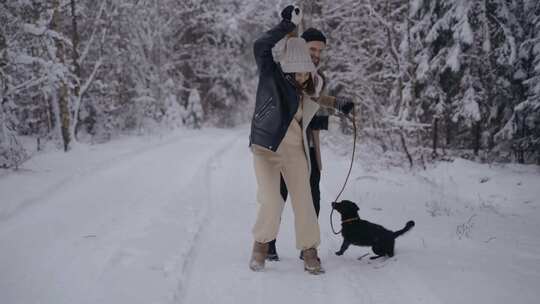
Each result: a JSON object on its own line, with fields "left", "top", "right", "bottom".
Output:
{"left": 248, "top": 5, "right": 353, "bottom": 275}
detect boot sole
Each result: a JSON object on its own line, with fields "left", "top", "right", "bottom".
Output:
{"left": 266, "top": 254, "right": 280, "bottom": 261}
{"left": 249, "top": 259, "right": 266, "bottom": 272}
{"left": 250, "top": 264, "right": 265, "bottom": 272}
{"left": 304, "top": 267, "right": 325, "bottom": 275}
{"left": 266, "top": 257, "right": 280, "bottom": 262}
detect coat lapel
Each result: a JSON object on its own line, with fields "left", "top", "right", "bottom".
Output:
{"left": 302, "top": 97, "right": 320, "bottom": 173}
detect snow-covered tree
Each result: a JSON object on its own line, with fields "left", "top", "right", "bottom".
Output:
{"left": 507, "top": 1, "right": 540, "bottom": 163}
{"left": 183, "top": 89, "right": 204, "bottom": 129}
{"left": 0, "top": 35, "right": 27, "bottom": 168}
{"left": 316, "top": 1, "right": 401, "bottom": 128}
{"left": 1, "top": 0, "right": 537, "bottom": 164}
{"left": 405, "top": 0, "right": 527, "bottom": 156}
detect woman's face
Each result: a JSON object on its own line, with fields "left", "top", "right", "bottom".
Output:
{"left": 295, "top": 72, "right": 310, "bottom": 87}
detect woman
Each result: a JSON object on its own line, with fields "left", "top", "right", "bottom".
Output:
{"left": 249, "top": 5, "right": 352, "bottom": 275}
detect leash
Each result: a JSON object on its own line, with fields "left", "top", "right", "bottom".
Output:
{"left": 330, "top": 105, "right": 357, "bottom": 235}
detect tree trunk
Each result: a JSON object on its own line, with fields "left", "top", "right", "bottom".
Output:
{"left": 1, "top": 26, "right": 8, "bottom": 113}
{"left": 47, "top": 97, "right": 55, "bottom": 133}
{"left": 399, "top": 129, "right": 414, "bottom": 169}
{"left": 432, "top": 117, "right": 439, "bottom": 157}
{"left": 407, "top": 0, "right": 418, "bottom": 122}
{"left": 445, "top": 111, "right": 452, "bottom": 148}
{"left": 52, "top": 0, "right": 71, "bottom": 151}
{"left": 0, "top": 29, "right": 6, "bottom": 69}
{"left": 71, "top": 0, "right": 82, "bottom": 140}
{"left": 473, "top": 121, "right": 481, "bottom": 156}
{"left": 0, "top": 32, "right": 7, "bottom": 134}
{"left": 518, "top": 113, "right": 526, "bottom": 164}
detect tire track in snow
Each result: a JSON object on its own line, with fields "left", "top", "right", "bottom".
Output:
{"left": 172, "top": 132, "right": 245, "bottom": 303}
{"left": 0, "top": 133, "right": 201, "bottom": 222}
{"left": 0, "top": 130, "right": 243, "bottom": 304}
{"left": 178, "top": 132, "right": 362, "bottom": 304}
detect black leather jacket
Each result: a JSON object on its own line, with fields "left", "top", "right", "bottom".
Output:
{"left": 249, "top": 20, "right": 300, "bottom": 152}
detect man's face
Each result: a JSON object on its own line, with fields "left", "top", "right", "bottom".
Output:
{"left": 306, "top": 41, "right": 326, "bottom": 67}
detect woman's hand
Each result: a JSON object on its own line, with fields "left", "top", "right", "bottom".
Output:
{"left": 281, "top": 5, "right": 302, "bottom": 25}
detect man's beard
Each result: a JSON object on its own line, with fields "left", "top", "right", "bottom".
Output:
{"left": 311, "top": 56, "right": 320, "bottom": 67}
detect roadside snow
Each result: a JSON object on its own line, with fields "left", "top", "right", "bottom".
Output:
{"left": 1, "top": 127, "right": 539, "bottom": 304}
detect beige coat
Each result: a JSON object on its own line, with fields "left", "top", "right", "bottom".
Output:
{"left": 310, "top": 94, "right": 336, "bottom": 171}
{"left": 272, "top": 39, "right": 334, "bottom": 171}
{"left": 301, "top": 72, "right": 336, "bottom": 173}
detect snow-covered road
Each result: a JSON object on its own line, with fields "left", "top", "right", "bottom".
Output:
{"left": 179, "top": 130, "right": 441, "bottom": 304}
{"left": 0, "top": 129, "right": 242, "bottom": 304}
{"left": 1, "top": 128, "right": 539, "bottom": 304}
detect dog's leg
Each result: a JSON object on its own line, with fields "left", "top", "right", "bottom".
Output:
{"left": 371, "top": 244, "right": 386, "bottom": 259}
{"left": 335, "top": 240, "right": 351, "bottom": 256}
{"left": 387, "top": 241, "right": 395, "bottom": 257}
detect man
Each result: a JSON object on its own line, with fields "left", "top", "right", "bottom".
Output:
{"left": 267, "top": 28, "right": 331, "bottom": 261}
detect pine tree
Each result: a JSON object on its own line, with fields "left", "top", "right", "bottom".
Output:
{"left": 409, "top": 0, "right": 524, "bottom": 154}
{"left": 511, "top": 1, "right": 540, "bottom": 163}
{"left": 1, "top": 0, "right": 537, "bottom": 164}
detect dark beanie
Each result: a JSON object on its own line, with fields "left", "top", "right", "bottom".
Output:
{"left": 301, "top": 28, "right": 327, "bottom": 44}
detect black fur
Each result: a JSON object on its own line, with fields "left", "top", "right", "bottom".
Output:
{"left": 332, "top": 200, "right": 415, "bottom": 259}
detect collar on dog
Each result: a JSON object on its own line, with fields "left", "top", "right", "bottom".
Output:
{"left": 341, "top": 217, "right": 360, "bottom": 224}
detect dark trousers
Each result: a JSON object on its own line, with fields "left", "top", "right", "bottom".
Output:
{"left": 269, "top": 147, "right": 320, "bottom": 252}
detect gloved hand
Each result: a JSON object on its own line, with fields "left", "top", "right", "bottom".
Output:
{"left": 336, "top": 99, "right": 354, "bottom": 115}
{"left": 281, "top": 5, "right": 302, "bottom": 25}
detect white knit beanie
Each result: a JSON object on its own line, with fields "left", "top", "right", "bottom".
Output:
{"left": 279, "top": 37, "right": 316, "bottom": 73}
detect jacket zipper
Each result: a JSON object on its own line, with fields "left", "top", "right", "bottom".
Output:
{"left": 255, "top": 96, "right": 273, "bottom": 120}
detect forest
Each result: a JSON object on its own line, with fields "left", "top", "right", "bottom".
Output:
{"left": 1, "top": 0, "right": 539, "bottom": 168}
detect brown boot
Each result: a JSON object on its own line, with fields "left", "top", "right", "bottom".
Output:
{"left": 249, "top": 241, "right": 269, "bottom": 271}
{"left": 302, "top": 248, "right": 325, "bottom": 275}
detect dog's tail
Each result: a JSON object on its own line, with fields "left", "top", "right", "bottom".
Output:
{"left": 393, "top": 220, "right": 415, "bottom": 239}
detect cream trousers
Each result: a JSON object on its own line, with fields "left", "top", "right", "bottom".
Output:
{"left": 251, "top": 117, "right": 320, "bottom": 250}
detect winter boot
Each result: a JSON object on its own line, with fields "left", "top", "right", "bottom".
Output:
{"left": 302, "top": 248, "right": 325, "bottom": 275}
{"left": 266, "top": 239, "right": 279, "bottom": 261}
{"left": 249, "top": 241, "right": 269, "bottom": 271}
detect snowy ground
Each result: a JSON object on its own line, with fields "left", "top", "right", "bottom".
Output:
{"left": 1, "top": 127, "right": 539, "bottom": 304}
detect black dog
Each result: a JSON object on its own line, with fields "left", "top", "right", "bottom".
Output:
{"left": 332, "top": 200, "right": 415, "bottom": 259}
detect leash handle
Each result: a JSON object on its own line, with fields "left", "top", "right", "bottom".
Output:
{"left": 330, "top": 105, "right": 357, "bottom": 235}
